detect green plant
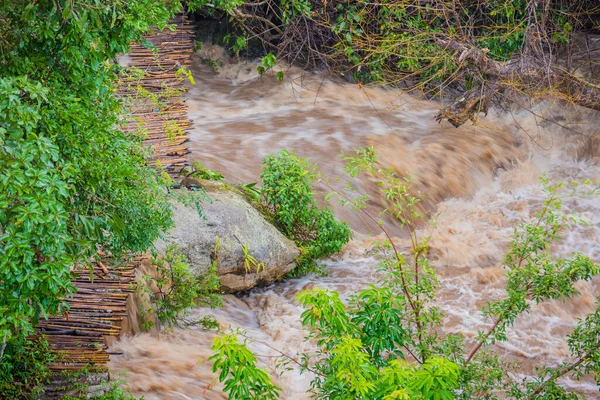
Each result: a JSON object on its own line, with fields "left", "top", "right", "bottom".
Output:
{"left": 241, "top": 243, "right": 266, "bottom": 273}
{"left": 257, "top": 53, "right": 284, "bottom": 81}
{"left": 212, "top": 148, "right": 600, "bottom": 399}
{"left": 62, "top": 377, "right": 137, "bottom": 400}
{"left": 93, "top": 383, "right": 137, "bottom": 400}
{"left": 209, "top": 334, "right": 281, "bottom": 399}
{"left": 240, "top": 182, "right": 261, "bottom": 202}
{"left": 181, "top": 314, "right": 221, "bottom": 330}
{"left": 164, "top": 120, "right": 185, "bottom": 143}
{"left": 223, "top": 34, "right": 248, "bottom": 55}
{"left": 280, "top": 0, "right": 311, "bottom": 24}
{"left": 181, "top": 160, "right": 224, "bottom": 181}
{"left": 208, "top": 59, "right": 222, "bottom": 73}
{"left": 0, "top": 336, "right": 55, "bottom": 399}
{"left": 140, "top": 245, "right": 221, "bottom": 329}
{"left": 260, "top": 150, "right": 351, "bottom": 275}
{"left": 187, "top": 0, "right": 245, "bottom": 14}
{"left": 175, "top": 65, "right": 196, "bottom": 85}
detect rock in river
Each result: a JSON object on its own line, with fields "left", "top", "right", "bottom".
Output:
{"left": 157, "top": 179, "right": 300, "bottom": 292}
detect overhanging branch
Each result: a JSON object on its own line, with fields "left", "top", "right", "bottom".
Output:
{"left": 435, "top": 37, "right": 600, "bottom": 127}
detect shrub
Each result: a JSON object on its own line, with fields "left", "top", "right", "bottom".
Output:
{"left": 0, "top": 336, "right": 55, "bottom": 399}
{"left": 212, "top": 148, "right": 600, "bottom": 399}
{"left": 61, "top": 376, "right": 137, "bottom": 400}
{"left": 93, "top": 383, "right": 137, "bottom": 400}
{"left": 260, "top": 150, "right": 351, "bottom": 275}
{"left": 140, "top": 245, "right": 221, "bottom": 330}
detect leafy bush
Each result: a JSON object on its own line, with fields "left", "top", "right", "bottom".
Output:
{"left": 0, "top": 336, "right": 55, "bottom": 399}
{"left": 328, "top": 0, "right": 533, "bottom": 85}
{"left": 212, "top": 148, "right": 600, "bottom": 399}
{"left": 0, "top": 0, "right": 200, "bottom": 346}
{"left": 220, "top": 0, "right": 582, "bottom": 89}
{"left": 295, "top": 288, "right": 460, "bottom": 399}
{"left": 92, "top": 384, "right": 137, "bottom": 400}
{"left": 140, "top": 245, "right": 221, "bottom": 330}
{"left": 260, "top": 150, "right": 351, "bottom": 275}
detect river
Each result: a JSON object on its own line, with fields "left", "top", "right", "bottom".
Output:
{"left": 108, "top": 45, "right": 600, "bottom": 399}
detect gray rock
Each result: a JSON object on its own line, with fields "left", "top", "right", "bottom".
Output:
{"left": 157, "top": 179, "right": 299, "bottom": 292}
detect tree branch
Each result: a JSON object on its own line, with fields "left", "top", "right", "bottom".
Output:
{"left": 435, "top": 37, "right": 600, "bottom": 127}
{"left": 528, "top": 346, "right": 597, "bottom": 399}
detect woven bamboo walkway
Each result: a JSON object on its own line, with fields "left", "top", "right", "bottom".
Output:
{"left": 34, "top": 15, "right": 195, "bottom": 398}
{"left": 35, "top": 260, "right": 139, "bottom": 398}
{"left": 119, "top": 13, "right": 194, "bottom": 176}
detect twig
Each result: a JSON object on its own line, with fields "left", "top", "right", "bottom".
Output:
{"left": 237, "top": 332, "right": 325, "bottom": 377}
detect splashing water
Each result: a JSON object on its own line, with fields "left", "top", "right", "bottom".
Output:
{"left": 109, "top": 45, "right": 600, "bottom": 399}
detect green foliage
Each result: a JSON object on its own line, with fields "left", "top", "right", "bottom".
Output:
{"left": 295, "top": 287, "right": 459, "bottom": 399}
{"left": 0, "top": 337, "right": 55, "bottom": 399}
{"left": 326, "top": 0, "right": 578, "bottom": 89}
{"left": 240, "top": 182, "right": 262, "bottom": 202}
{"left": 182, "top": 160, "right": 225, "bottom": 181}
{"left": 91, "top": 384, "right": 137, "bottom": 400}
{"left": 280, "top": 0, "right": 312, "bottom": 24}
{"left": 480, "top": 192, "right": 599, "bottom": 347}
{"left": 326, "top": 0, "right": 583, "bottom": 91}
{"left": 209, "top": 59, "right": 222, "bottom": 72}
{"left": 0, "top": 0, "right": 227, "bottom": 394}
{"left": 209, "top": 334, "right": 281, "bottom": 400}
{"left": 205, "top": 0, "right": 587, "bottom": 98}
{"left": 0, "top": 0, "right": 195, "bottom": 348}
{"left": 199, "top": 55, "right": 223, "bottom": 73}
{"left": 260, "top": 150, "right": 351, "bottom": 275}
{"left": 189, "top": 314, "right": 221, "bottom": 330}
{"left": 164, "top": 119, "right": 185, "bottom": 142}
{"left": 260, "top": 53, "right": 277, "bottom": 71}
{"left": 223, "top": 34, "right": 248, "bottom": 55}
{"left": 175, "top": 65, "right": 196, "bottom": 86}
{"left": 242, "top": 243, "right": 266, "bottom": 273}
{"left": 61, "top": 376, "right": 137, "bottom": 400}
{"left": 187, "top": 0, "right": 244, "bottom": 14}
{"left": 140, "top": 245, "right": 221, "bottom": 329}
{"left": 212, "top": 148, "right": 600, "bottom": 399}
{"left": 257, "top": 53, "right": 283, "bottom": 81}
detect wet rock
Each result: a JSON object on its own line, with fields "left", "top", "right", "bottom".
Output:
{"left": 157, "top": 179, "right": 299, "bottom": 292}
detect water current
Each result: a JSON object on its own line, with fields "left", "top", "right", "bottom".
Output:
{"left": 109, "top": 45, "right": 600, "bottom": 399}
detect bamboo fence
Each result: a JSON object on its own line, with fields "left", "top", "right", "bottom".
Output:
{"left": 33, "top": 14, "right": 195, "bottom": 397}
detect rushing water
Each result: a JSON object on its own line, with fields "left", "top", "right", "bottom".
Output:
{"left": 109, "top": 45, "right": 600, "bottom": 399}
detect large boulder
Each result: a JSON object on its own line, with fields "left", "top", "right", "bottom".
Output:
{"left": 157, "top": 179, "right": 300, "bottom": 292}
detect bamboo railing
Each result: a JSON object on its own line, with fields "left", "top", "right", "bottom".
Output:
{"left": 34, "top": 14, "right": 195, "bottom": 397}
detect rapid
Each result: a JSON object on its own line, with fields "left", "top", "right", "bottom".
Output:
{"left": 108, "top": 45, "right": 600, "bottom": 399}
